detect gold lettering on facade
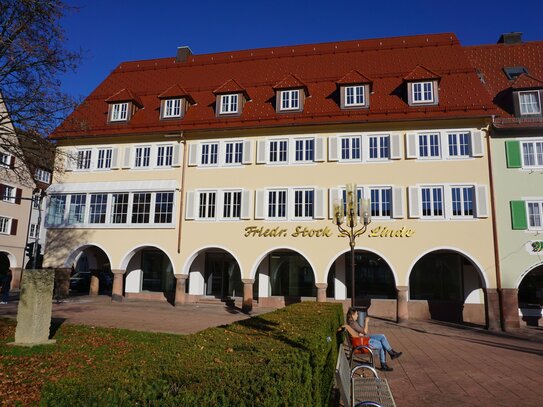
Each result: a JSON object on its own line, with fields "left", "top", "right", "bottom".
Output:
{"left": 291, "top": 226, "right": 333, "bottom": 238}
{"left": 368, "top": 226, "right": 415, "bottom": 238}
{"left": 244, "top": 226, "right": 288, "bottom": 238}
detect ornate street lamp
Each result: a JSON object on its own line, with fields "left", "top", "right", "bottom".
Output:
{"left": 332, "top": 184, "right": 371, "bottom": 307}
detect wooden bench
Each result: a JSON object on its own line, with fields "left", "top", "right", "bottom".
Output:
{"left": 335, "top": 344, "right": 396, "bottom": 407}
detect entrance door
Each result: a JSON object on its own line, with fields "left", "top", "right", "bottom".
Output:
{"left": 204, "top": 252, "right": 242, "bottom": 298}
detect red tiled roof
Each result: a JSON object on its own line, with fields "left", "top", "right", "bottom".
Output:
{"left": 104, "top": 88, "right": 143, "bottom": 107}
{"left": 336, "top": 70, "right": 373, "bottom": 85}
{"left": 212, "top": 79, "right": 250, "bottom": 99}
{"left": 403, "top": 65, "right": 441, "bottom": 81}
{"left": 272, "top": 74, "right": 308, "bottom": 93}
{"left": 53, "top": 33, "right": 497, "bottom": 140}
{"left": 157, "top": 84, "right": 195, "bottom": 104}
{"left": 466, "top": 41, "right": 543, "bottom": 125}
{"left": 511, "top": 73, "right": 543, "bottom": 89}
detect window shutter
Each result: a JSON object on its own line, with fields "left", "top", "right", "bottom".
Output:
{"left": 10, "top": 219, "right": 17, "bottom": 235}
{"left": 188, "top": 143, "right": 198, "bottom": 166}
{"left": 15, "top": 188, "right": 22, "bottom": 205}
{"left": 314, "top": 189, "right": 325, "bottom": 219}
{"left": 475, "top": 185, "right": 489, "bottom": 218}
{"left": 185, "top": 191, "right": 195, "bottom": 220}
{"left": 242, "top": 140, "right": 252, "bottom": 164}
{"left": 65, "top": 148, "right": 75, "bottom": 171}
{"left": 122, "top": 147, "right": 132, "bottom": 168}
{"left": 256, "top": 140, "right": 267, "bottom": 164}
{"left": 255, "top": 189, "right": 265, "bottom": 219}
{"left": 471, "top": 131, "right": 484, "bottom": 157}
{"left": 241, "top": 190, "right": 251, "bottom": 219}
{"left": 315, "top": 138, "right": 325, "bottom": 162}
{"left": 406, "top": 133, "right": 417, "bottom": 159}
{"left": 0, "top": 184, "right": 4, "bottom": 199}
{"left": 408, "top": 186, "right": 420, "bottom": 218}
{"left": 172, "top": 144, "right": 181, "bottom": 167}
{"left": 9, "top": 156, "right": 15, "bottom": 169}
{"left": 328, "top": 136, "right": 338, "bottom": 161}
{"left": 110, "top": 148, "right": 119, "bottom": 169}
{"left": 505, "top": 141, "right": 521, "bottom": 168}
{"left": 329, "top": 188, "right": 339, "bottom": 218}
{"left": 392, "top": 187, "right": 404, "bottom": 218}
{"left": 510, "top": 201, "right": 527, "bottom": 230}
{"left": 390, "top": 135, "right": 402, "bottom": 160}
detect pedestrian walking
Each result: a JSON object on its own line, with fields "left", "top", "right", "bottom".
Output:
{"left": 1, "top": 269, "right": 12, "bottom": 304}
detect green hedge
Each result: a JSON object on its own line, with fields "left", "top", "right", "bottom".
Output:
{"left": 41, "top": 302, "right": 344, "bottom": 406}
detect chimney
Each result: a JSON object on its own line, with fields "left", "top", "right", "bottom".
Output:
{"left": 176, "top": 46, "right": 193, "bottom": 62}
{"left": 497, "top": 32, "right": 523, "bottom": 44}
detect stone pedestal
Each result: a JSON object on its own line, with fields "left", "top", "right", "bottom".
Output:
{"left": 54, "top": 268, "right": 71, "bottom": 300}
{"left": 11, "top": 267, "right": 22, "bottom": 290}
{"left": 111, "top": 269, "right": 125, "bottom": 302}
{"left": 174, "top": 274, "right": 188, "bottom": 306}
{"left": 242, "top": 279, "right": 254, "bottom": 312}
{"left": 397, "top": 286, "right": 409, "bottom": 323}
{"left": 89, "top": 272, "right": 99, "bottom": 296}
{"left": 12, "top": 269, "right": 56, "bottom": 346}
{"left": 316, "top": 283, "right": 328, "bottom": 303}
{"left": 484, "top": 288, "right": 501, "bottom": 331}
{"left": 499, "top": 288, "right": 521, "bottom": 330}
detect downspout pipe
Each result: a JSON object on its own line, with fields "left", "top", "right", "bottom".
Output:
{"left": 177, "top": 132, "right": 187, "bottom": 254}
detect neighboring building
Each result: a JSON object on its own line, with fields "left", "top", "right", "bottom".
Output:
{"left": 47, "top": 33, "right": 503, "bottom": 328}
{"left": 467, "top": 33, "right": 543, "bottom": 329}
{"left": 0, "top": 103, "right": 51, "bottom": 288}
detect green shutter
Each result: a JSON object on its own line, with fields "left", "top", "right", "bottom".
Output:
{"left": 505, "top": 141, "right": 521, "bottom": 168}
{"left": 510, "top": 201, "right": 527, "bottom": 230}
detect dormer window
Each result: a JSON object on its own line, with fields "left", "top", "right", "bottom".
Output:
{"left": 519, "top": 91, "right": 541, "bottom": 115}
{"left": 345, "top": 86, "right": 365, "bottom": 107}
{"left": 280, "top": 90, "right": 300, "bottom": 111}
{"left": 163, "top": 99, "right": 181, "bottom": 118}
{"left": 412, "top": 82, "right": 434, "bottom": 104}
{"left": 111, "top": 102, "right": 128, "bottom": 121}
{"left": 220, "top": 94, "right": 239, "bottom": 114}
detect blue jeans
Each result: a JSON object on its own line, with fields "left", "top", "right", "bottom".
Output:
{"left": 368, "top": 334, "right": 392, "bottom": 364}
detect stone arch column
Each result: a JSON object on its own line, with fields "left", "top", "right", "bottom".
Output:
{"left": 111, "top": 269, "right": 126, "bottom": 302}
{"left": 316, "top": 283, "right": 328, "bottom": 302}
{"left": 396, "top": 286, "right": 409, "bottom": 323}
{"left": 242, "top": 279, "right": 255, "bottom": 312}
{"left": 174, "top": 274, "right": 189, "bottom": 306}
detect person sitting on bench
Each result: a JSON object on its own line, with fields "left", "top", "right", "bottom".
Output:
{"left": 345, "top": 307, "right": 402, "bottom": 372}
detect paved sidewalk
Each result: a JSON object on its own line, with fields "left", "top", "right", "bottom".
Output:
{"left": 1, "top": 295, "right": 542, "bottom": 406}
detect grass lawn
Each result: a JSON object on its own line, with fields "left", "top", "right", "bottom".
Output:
{"left": 0, "top": 302, "right": 343, "bottom": 406}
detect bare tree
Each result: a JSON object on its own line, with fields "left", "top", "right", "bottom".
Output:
{"left": 0, "top": 0, "right": 81, "bottom": 186}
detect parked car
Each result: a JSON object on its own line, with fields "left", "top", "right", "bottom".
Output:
{"left": 69, "top": 271, "right": 91, "bottom": 292}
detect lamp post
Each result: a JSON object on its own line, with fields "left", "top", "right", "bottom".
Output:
{"left": 332, "top": 184, "right": 371, "bottom": 307}
{"left": 20, "top": 189, "right": 46, "bottom": 270}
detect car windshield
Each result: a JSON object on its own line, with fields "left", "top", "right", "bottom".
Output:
{"left": 71, "top": 272, "right": 90, "bottom": 279}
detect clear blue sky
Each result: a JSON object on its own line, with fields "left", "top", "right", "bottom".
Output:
{"left": 61, "top": 0, "right": 543, "bottom": 100}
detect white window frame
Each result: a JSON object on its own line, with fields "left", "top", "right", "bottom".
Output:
{"left": 200, "top": 142, "right": 219, "bottom": 166}
{"left": 46, "top": 195, "right": 67, "bottom": 227}
{"left": 0, "top": 152, "right": 11, "bottom": 167}
{"left": 369, "top": 187, "right": 392, "bottom": 219}
{"left": 420, "top": 186, "right": 445, "bottom": 219}
{"left": 367, "top": 135, "right": 390, "bottom": 161}
{"left": 280, "top": 89, "right": 300, "bottom": 111}
{"left": 110, "top": 102, "right": 128, "bottom": 121}
{"left": 219, "top": 94, "right": 239, "bottom": 114}
{"left": 266, "top": 189, "right": 288, "bottom": 220}
{"left": 527, "top": 201, "right": 543, "bottom": 230}
{"left": 1, "top": 185, "right": 15, "bottom": 203}
{"left": 67, "top": 193, "right": 87, "bottom": 225}
{"left": 96, "top": 148, "right": 113, "bottom": 170}
{"left": 447, "top": 132, "right": 471, "bottom": 158}
{"left": 412, "top": 81, "right": 434, "bottom": 104}
{"left": 418, "top": 133, "right": 441, "bottom": 159}
{"left": 197, "top": 191, "right": 217, "bottom": 220}
{"left": 450, "top": 186, "right": 475, "bottom": 219}
{"left": 221, "top": 190, "right": 242, "bottom": 220}
{"left": 521, "top": 140, "right": 543, "bottom": 169}
{"left": 0, "top": 216, "right": 11, "bottom": 234}
{"left": 345, "top": 85, "right": 365, "bottom": 107}
{"left": 76, "top": 149, "right": 92, "bottom": 170}
{"left": 134, "top": 146, "right": 151, "bottom": 168}
{"left": 154, "top": 192, "right": 174, "bottom": 224}
{"left": 156, "top": 144, "right": 174, "bottom": 167}
{"left": 29, "top": 223, "right": 38, "bottom": 238}
{"left": 294, "top": 138, "right": 315, "bottom": 163}
{"left": 224, "top": 141, "right": 243, "bottom": 166}
{"left": 163, "top": 99, "right": 182, "bottom": 118}
{"left": 34, "top": 168, "right": 51, "bottom": 183}
{"left": 110, "top": 193, "right": 130, "bottom": 224}
{"left": 268, "top": 139, "right": 289, "bottom": 164}
{"left": 340, "top": 135, "right": 362, "bottom": 162}
{"left": 519, "top": 91, "right": 542, "bottom": 116}
{"left": 293, "top": 188, "right": 314, "bottom": 219}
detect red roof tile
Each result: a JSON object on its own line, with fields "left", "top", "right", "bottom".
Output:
{"left": 212, "top": 79, "right": 250, "bottom": 99}
{"left": 511, "top": 73, "right": 543, "bottom": 89}
{"left": 403, "top": 65, "right": 441, "bottom": 81}
{"left": 336, "top": 70, "right": 373, "bottom": 85}
{"left": 272, "top": 74, "right": 308, "bottom": 92}
{"left": 104, "top": 88, "right": 143, "bottom": 107}
{"left": 158, "top": 84, "right": 195, "bottom": 104}
{"left": 52, "top": 33, "right": 496, "bottom": 139}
